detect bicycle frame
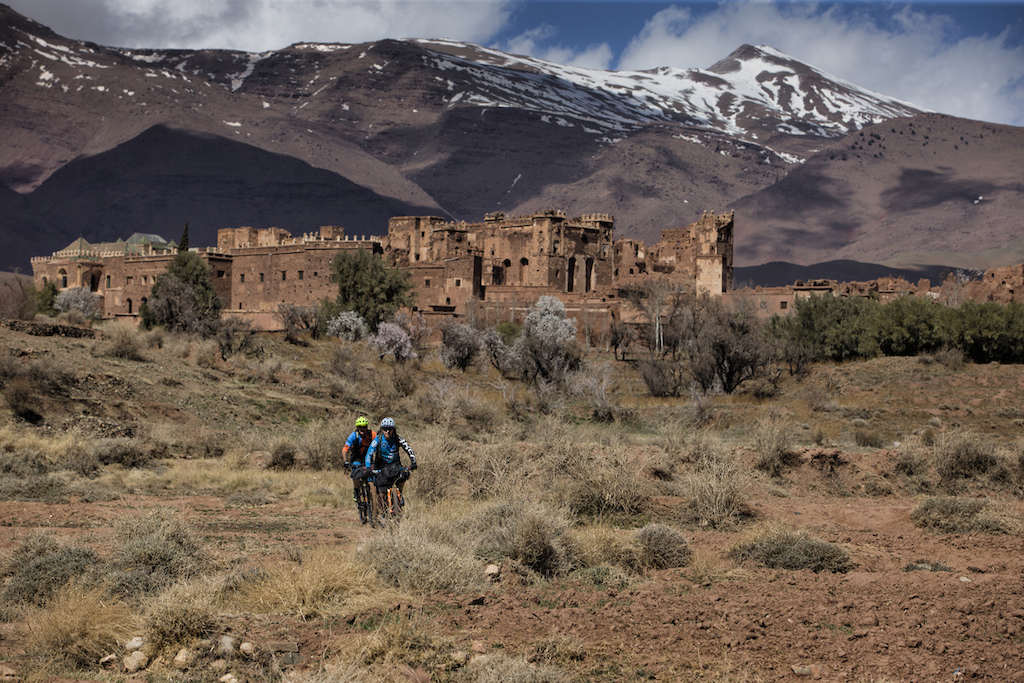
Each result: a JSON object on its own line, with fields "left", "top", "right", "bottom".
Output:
{"left": 368, "top": 467, "right": 408, "bottom": 527}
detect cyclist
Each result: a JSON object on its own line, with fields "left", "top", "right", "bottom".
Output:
{"left": 365, "top": 417, "right": 418, "bottom": 499}
{"left": 342, "top": 416, "right": 375, "bottom": 522}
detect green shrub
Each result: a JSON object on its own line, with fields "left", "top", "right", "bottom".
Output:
{"left": 910, "top": 496, "right": 1023, "bottom": 534}
{"left": 730, "top": 525, "right": 850, "bottom": 573}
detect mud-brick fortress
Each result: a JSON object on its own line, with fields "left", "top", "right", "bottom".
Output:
{"left": 31, "top": 210, "right": 736, "bottom": 334}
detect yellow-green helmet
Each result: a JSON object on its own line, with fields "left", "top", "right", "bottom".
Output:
{"left": 355, "top": 416, "right": 369, "bottom": 428}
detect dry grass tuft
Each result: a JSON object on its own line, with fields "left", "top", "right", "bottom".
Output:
{"left": 142, "top": 578, "right": 218, "bottom": 654}
{"left": 26, "top": 581, "right": 136, "bottom": 668}
{"left": 934, "top": 429, "right": 1000, "bottom": 485}
{"left": 231, "top": 546, "right": 389, "bottom": 619}
{"left": 684, "top": 432, "right": 748, "bottom": 528}
{"left": 752, "top": 414, "right": 800, "bottom": 478}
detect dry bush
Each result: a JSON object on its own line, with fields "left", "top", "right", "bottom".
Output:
{"left": 528, "top": 635, "right": 585, "bottom": 667}
{"left": 894, "top": 439, "right": 931, "bottom": 477}
{"left": 752, "top": 414, "right": 799, "bottom": 478}
{"left": 193, "top": 338, "right": 221, "bottom": 368}
{"left": 3, "top": 375, "right": 40, "bottom": 422}
{"left": 143, "top": 579, "right": 218, "bottom": 654}
{"left": 910, "top": 496, "right": 1023, "bottom": 534}
{"left": 633, "top": 523, "right": 692, "bottom": 570}
{"left": 684, "top": 432, "right": 748, "bottom": 528}
{"left": 232, "top": 547, "right": 386, "bottom": 619}
{"left": 545, "top": 440, "right": 656, "bottom": 518}
{"left": 934, "top": 429, "right": 1000, "bottom": 485}
{"left": 472, "top": 498, "right": 580, "bottom": 578}
{"left": 51, "top": 430, "right": 100, "bottom": 476}
{"left": 26, "top": 581, "right": 136, "bottom": 668}
{"left": 566, "top": 525, "right": 639, "bottom": 574}
{"left": 267, "top": 436, "right": 300, "bottom": 470}
{"left": 93, "top": 321, "right": 148, "bottom": 361}
{"left": 357, "top": 511, "right": 491, "bottom": 593}
{"left": 729, "top": 522, "right": 850, "bottom": 573}
{"left": 799, "top": 371, "right": 841, "bottom": 412}
{"left": 0, "top": 532, "right": 98, "bottom": 609}
{"left": 95, "top": 437, "right": 151, "bottom": 468}
{"left": 357, "top": 614, "right": 456, "bottom": 674}
{"left": 684, "top": 550, "right": 732, "bottom": 587}
{"left": 464, "top": 653, "right": 570, "bottom": 683}
{"left": 109, "top": 507, "right": 207, "bottom": 596}
{"left": 300, "top": 417, "right": 348, "bottom": 471}
{"left": 853, "top": 427, "right": 887, "bottom": 449}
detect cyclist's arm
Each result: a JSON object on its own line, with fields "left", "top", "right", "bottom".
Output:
{"left": 364, "top": 437, "right": 379, "bottom": 469}
{"left": 397, "top": 435, "right": 417, "bottom": 468}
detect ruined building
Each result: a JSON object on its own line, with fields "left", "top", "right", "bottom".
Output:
{"left": 31, "top": 210, "right": 736, "bottom": 333}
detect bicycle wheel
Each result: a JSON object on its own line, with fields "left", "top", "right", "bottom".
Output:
{"left": 362, "top": 481, "right": 380, "bottom": 528}
{"left": 388, "top": 486, "right": 404, "bottom": 525}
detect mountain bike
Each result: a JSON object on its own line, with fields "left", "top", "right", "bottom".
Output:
{"left": 354, "top": 475, "right": 376, "bottom": 526}
{"left": 370, "top": 467, "right": 408, "bottom": 527}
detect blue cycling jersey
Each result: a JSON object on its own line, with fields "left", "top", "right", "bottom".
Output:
{"left": 365, "top": 432, "right": 417, "bottom": 469}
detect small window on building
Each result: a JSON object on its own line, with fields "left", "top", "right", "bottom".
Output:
{"left": 415, "top": 254, "right": 420, "bottom": 261}
{"left": 780, "top": 301, "right": 788, "bottom": 310}
{"left": 239, "top": 303, "right": 243, "bottom": 310}
{"left": 281, "top": 271, "right": 287, "bottom": 281}
{"left": 126, "top": 276, "right": 133, "bottom": 285}
{"left": 455, "top": 279, "right": 461, "bottom": 287}
{"left": 298, "top": 271, "right": 304, "bottom": 280}
{"left": 421, "top": 231, "right": 426, "bottom": 237}
{"left": 240, "top": 273, "right": 245, "bottom": 283}
{"left": 424, "top": 278, "right": 431, "bottom": 287}
{"left": 105, "top": 275, "right": 111, "bottom": 288}
{"left": 259, "top": 273, "right": 265, "bottom": 282}
{"left": 217, "top": 270, "right": 225, "bottom": 278}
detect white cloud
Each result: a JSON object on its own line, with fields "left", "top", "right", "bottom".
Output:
{"left": 13, "top": 0, "right": 514, "bottom": 51}
{"left": 618, "top": 2, "right": 1024, "bottom": 127}
{"left": 497, "top": 24, "right": 613, "bottom": 69}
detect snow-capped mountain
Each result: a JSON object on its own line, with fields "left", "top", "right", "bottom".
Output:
{"left": 1, "top": 3, "right": 1022, "bottom": 278}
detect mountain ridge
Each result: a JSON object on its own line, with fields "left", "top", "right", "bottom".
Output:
{"left": 1, "top": 3, "right": 1021, "bottom": 280}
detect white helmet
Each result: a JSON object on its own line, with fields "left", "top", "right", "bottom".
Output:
{"left": 380, "top": 417, "right": 396, "bottom": 429}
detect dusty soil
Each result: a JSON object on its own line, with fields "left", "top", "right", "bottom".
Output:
{"left": 1, "top": 321, "right": 1023, "bottom": 682}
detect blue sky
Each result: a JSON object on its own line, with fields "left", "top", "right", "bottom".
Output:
{"left": 9, "top": 0, "right": 1024, "bottom": 126}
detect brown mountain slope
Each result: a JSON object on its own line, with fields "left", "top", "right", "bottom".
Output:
{"left": 732, "top": 114, "right": 1024, "bottom": 269}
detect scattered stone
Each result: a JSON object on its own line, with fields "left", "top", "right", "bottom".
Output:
{"left": 218, "top": 636, "right": 237, "bottom": 655}
{"left": 397, "top": 665, "right": 430, "bottom": 682}
{"left": 173, "top": 648, "right": 195, "bottom": 670}
{"left": 210, "top": 659, "right": 228, "bottom": 671}
{"left": 268, "top": 642, "right": 299, "bottom": 653}
{"left": 791, "top": 663, "right": 823, "bottom": 678}
{"left": 125, "top": 636, "right": 145, "bottom": 651}
{"left": 123, "top": 651, "right": 149, "bottom": 673}
{"left": 240, "top": 642, "right": 255, "bottom": 656}
{"left": 0, "top": 664, "right": 18, "bottom": 680}
{"left": 99, "top": 654, "right": 118, "bottom": 668}
{"left": 471, "top": 641, "right": 488, "bottom": 654}
{"left": 219, "top": 674, "right": 238, "bottom": 683}
{"left": 484, "top": 564, "right": 500, "bottom": 580}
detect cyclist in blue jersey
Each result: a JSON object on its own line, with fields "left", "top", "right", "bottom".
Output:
{"left": 365, "top": 416, "right": 417, "bottom": 496}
